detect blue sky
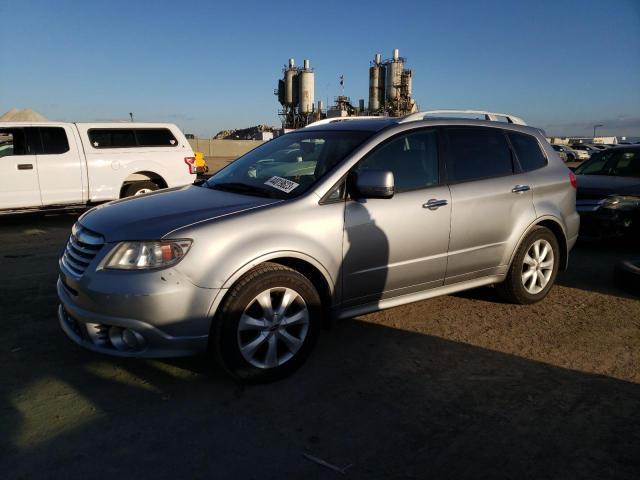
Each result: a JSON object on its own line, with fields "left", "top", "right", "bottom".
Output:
{"left": 1, "top": 0, "right": 639, "bottom": 137}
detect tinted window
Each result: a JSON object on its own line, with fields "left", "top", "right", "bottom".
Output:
{"left": 508, "top": 132, "right": 546, "bottom": 171}
{"left": 40, "top": 127, "right": 70, "bottom": 154}
{"left": 136, "top": 129, "right": 178, "bottom": 147}
{"left": 356, "top": 129, "right": 439, "bottom": 193}
{"left": 89, "top": 129, "right": 136, "bottom": 148}
{"left": 446, "top": 128, "right": 513, "bottom": 183}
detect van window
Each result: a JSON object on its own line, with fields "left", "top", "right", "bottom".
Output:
{"left": 40, "top": 127, "right": 70, "bottom": 154}
{"left": 508, "top": 132, "right": 547, "bottom": 171}
{"left": 136, "top": 129, "right": 178, "bottom": 147}
{"left": 445, "top": 127, "right": 513, "bottom": 183}
{"left": 356, "top": 129, "right": 439, "bottom": 192}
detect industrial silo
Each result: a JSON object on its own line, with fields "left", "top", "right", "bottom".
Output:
{"left": 385, "top": 48, "right": 404, "bottom": 102}
{"left": 284, "top": 58, "right": 297, "bottom": 106}
{"left": 298, "top": 59, "right": 314, "bottom": 114}
{"left": 368, "top": 53, "right": 384, "bottom": 112}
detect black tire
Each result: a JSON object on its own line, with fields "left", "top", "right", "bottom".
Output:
{"left": 614, "top": 259, "right": 640, "bottom": 295}
{"left": 212, "top": 262, "right": 321, "bottom": 383}
{"left": 124, "top": 180, "right": 159, "bottom": 197}
{"left": 496, "top": 226, "right": 560, "bottom": 304}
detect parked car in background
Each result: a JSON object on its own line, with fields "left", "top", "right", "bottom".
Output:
{"left": 551, "top": 144, "right": 578, "bottom": 162}
{"left": 570, "top": 144, "right": 600, "bottom": 160}
{"left": 57, "top": 112, "right": 579, "bottom": 382}
{"left": 0, "top": 122, "right": 196, "bottom": 214}
{"left": 574, "top": 145, "right": 640, "bottom": 238}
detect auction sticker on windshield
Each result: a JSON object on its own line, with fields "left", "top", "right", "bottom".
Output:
{"left": 264, "top": 176, "right": 299, "bottom": 193}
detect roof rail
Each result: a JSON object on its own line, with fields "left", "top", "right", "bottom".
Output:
{"left": 305, "top": 116, "right": 383, "bottom": 128}
{"left": 399, "top": 110, "right": 527, "bottom": 126}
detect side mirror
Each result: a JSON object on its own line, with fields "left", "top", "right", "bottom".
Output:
{"left": 352, "top": 169, "right": 395, "bottom": 199}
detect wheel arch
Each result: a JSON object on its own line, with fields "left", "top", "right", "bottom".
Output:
{"left": 509, "top": 216, "right": 569, "bottom": 272}
{"left": 208, "top": 252, "right": 335, "bottom": 328}
{"left": 119, "top": 171, "right": 168, "bottom": 197}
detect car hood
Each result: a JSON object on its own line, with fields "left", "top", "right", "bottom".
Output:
{"left": 576, "top": 175, "right": 640, "bottom": 199}
{"left": 79, "top": 185, "right": 281, "bottom": 242}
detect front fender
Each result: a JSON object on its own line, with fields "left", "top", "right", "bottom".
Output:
{"left": 173, "top": 197, "right": 345, "bottom": 295}
{"left": 220, "top": 250, "right": 334, "bottom": 292}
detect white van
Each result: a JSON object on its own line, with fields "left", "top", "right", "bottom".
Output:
{"left": 0, "top": 122, "right": 196, "bottom": 213}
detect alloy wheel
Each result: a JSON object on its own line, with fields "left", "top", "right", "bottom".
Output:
{"left": 237, "top": 287, "right": 310, "bottom": 369}
{"left": 521, "top": 239, "right": 554, "bottom": 295}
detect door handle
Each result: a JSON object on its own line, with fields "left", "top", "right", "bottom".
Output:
{"left": 17, "top": 164, "right": 34, "bottom": 170}
{"left": 512, "top": 184, "right": 530, "bottom": 193}
{"left": 423, "top": 198, "right": 448, "bottom": 210}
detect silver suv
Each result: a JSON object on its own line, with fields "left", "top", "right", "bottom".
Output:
{"left": 58, "top": 113, "right": 580, "bottom": 381}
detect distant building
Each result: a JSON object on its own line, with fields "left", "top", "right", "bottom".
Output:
{"left": 547, "top": 136, "right": 619, "bottom": 145}
{"left": 254, "top": 131, "right": 273, "bottom": 141}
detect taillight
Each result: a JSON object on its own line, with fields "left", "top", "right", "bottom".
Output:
{"left": 569, "top": 171, "right": 577, "bottom": 189}
{"left": 184, "top": 157, "right": 196, "bottom": 174}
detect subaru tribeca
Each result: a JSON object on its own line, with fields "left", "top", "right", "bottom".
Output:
{"left": 58, "top": 112, "right": 579, "bottom": 382}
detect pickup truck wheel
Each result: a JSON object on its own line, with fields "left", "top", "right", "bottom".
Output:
{"left": 497, "top": 226, "right": 560, "bottom": 304}
{"left": 213, "top": 262, "right": 321, "bottom": 383}
{"left": 125, "top": 180, "right": 158, "bottom": 197}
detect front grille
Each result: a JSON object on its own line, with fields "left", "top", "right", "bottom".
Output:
{"left": 61, "top": 224, "right": 104, "bottom": 277}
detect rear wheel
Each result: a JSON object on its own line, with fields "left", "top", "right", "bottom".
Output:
{"left": 213, "top": 263, "right": 321, "bottom": 382}
{"left": 125, "top": 180, "right": 159, "bottom": 197}
{"left": 497, "top": 226, "right": 560, "bottom": 304}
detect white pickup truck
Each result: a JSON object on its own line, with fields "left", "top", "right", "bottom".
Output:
{"left": 0, "top": 122, "right": 197, "bottom": 213}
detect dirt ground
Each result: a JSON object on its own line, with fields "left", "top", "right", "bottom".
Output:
{"left": 1, "top": 212, "right": 639, "bottom": 479}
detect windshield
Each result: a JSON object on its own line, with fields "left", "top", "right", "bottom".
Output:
{"left": 205, "top": 130, "right": 372, "bottom": 198}
{"left": 574, "top": 149, "right": 640, "bottom": 177}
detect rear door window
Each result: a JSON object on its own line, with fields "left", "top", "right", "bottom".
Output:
{"left": 40, "top": 127, "right": 70, "bottom": 154}
{"left": 507, "top": 132, "right": 547, "bottom": 171}
{"left": 445, "top": 127, "right": 513, "bottom": 183}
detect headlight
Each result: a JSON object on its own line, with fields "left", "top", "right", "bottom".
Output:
{"left": 105, "top": 240, "right": 192, "bottom": 270}
{"left": 601, "top": 195, "right": 640, "bottom": 211}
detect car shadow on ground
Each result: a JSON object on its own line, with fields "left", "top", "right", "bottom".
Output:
{"left": 2, "top": 315, "right": 639, "bottom": 480}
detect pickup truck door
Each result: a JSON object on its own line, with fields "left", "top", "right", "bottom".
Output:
{"left": 34, "top": 126, "right": 85, "bottom": 206}
{"left": 0, "top": 127, "right": 42, "bottom": 210}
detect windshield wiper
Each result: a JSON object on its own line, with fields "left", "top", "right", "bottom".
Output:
{"left": 208, "top": 182, "right": 280, "bottom": 198}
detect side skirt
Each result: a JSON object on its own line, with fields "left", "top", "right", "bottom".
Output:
{"left": 336, "top": 274, "right": 505, "bottom": 320}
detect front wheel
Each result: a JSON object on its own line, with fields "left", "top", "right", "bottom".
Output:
{"left": 497, "top": 226, "right": 560, "bottom": 304}
{"left": 212, "top": 263, "right": 321, "bottom": 382}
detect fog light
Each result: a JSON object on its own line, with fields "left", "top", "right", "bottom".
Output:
{"left": 109, "top": 327, "right": 145, "bottom": 351}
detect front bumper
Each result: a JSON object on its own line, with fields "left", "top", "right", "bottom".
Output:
{"left": 57, "top": 268, "right": 222, "bottom": 358}
{"left": 577, "top": 208, "right": 639, "bottom": 238}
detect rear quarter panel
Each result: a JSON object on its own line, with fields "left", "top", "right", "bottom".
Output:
{"left": 528, "top": 139, "right": 580, "bottom": 247}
